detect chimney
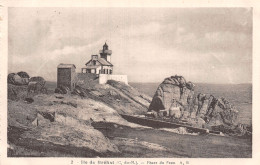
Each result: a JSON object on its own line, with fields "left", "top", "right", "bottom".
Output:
{"left": 91, "top": 55, "right": 98, "bottom": 60}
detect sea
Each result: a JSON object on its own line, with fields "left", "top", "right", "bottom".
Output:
{"left": 130, "top": 82, "right": 252, "bottom": 125}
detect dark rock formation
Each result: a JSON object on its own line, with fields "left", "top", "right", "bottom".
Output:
{"left": 8, "top": 72, "right": 29, "bottom": 85}
{"left": 149, "top": 75, "right": 194, "bottom": 112}
{"left": 17, "top": 71, "right": 30, "bottom": 78}
{"left": 29, "top": 76, "right": 46, "bottom": 86}
{"left": 148, "top": 75, "right": 241, "bottom": 135}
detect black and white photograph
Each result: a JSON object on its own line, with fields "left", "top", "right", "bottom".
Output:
{"left": 1, "top": 1, "right": 260, "bottom": 164}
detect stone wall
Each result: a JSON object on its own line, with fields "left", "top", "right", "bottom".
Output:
{"left": 99, "top": 74, "right": 128, "bottom": 85}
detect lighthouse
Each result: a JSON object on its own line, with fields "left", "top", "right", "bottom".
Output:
{"left": 99, "top": 42, "right": 112, "bottom": 62}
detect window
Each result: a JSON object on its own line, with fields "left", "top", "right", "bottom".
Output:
{"left": 93, "top": 60, "right": 96, "bottom": 65}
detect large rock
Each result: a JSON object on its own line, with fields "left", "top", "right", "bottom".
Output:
{"left": 29, "top": 76, "right": 46, "bottom": 86}
{"left": 8, "top": 73, "right": 28, "bottom": 85}
{"left": 186, "top": 81, "right": 195, "bottom": 90}
{"left": 149, "top": 75, "right": 193, "bottom": 112}
{"left": 17, "top": 71, "right": 30, "bottom": 78}
{"left": 148, "top": 75, "right": 240, "bottom": 131}
{"left": 8, "top": 72, "right": 30, "bottom": 85}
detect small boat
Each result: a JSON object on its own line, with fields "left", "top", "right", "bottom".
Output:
{"left": 120, "top": 114, "right": 223, "bottom": 135}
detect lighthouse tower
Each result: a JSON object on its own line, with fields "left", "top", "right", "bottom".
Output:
{"left": 99, "top": 42, "right": 112, "bottom": 63}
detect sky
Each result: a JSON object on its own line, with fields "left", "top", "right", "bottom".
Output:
{"left": 8, "top": 8, "right": 252, "bottom": 83}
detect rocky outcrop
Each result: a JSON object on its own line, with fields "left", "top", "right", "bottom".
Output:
{"left": 148, "top": 75, "right": 242, "bottom": 135}
{"left": 149, "top": 75, "right": 195, "bottom": 112}
{"left": 8, "top": 72, "right": 30, "bottom": 85}
{"left": 17, "top": 71, "right": 30, "bottom": 78}
{"left": 76, "top": 80, "right": 152, "bottom": 115}
{"left": 8, "top": 73, "right": 48, "bottom": 99}
{"left": 29, "top": 76, "right": 46, "bottom": 86}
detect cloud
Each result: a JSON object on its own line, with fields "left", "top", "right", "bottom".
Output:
{"left": 8, "top": 8, "right": 252, "bottom": 83}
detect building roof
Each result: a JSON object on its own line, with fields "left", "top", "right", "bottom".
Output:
{"left": 85, "top": 57, "right": 113, "bottom": 66}
{"left": 58, "top": 64, "right": 76, "bottom": 68}
{"left": 97, "top": 58, "right": 113, "bottom": 66}
{"left": 82, "top": 65, "right": 100, "bottom": 69}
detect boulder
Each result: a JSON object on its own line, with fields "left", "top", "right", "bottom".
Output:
{"left": 29, "top": 76, "right": 46, "bottom": 87}
{"left": 8, "top": 72, "right": 30, "bottom": 85}
{"left": 149, "top": 76, "right": 184, "bottom": 112}
{"left": 148, "top": 75, "right": 240, "bottom": 130}
{"left": 12, "top": 74, "right": 23, "bottom": 85}
{"left": 17, "top": 71, "right": 30, "bottom": 78}
{"left": 149, "top": 75, "right": 200, "bottom": 114}
{"left": 186, "top": 81, "right": 195, "bottom": 91}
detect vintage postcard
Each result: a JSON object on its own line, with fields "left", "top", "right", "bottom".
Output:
{"left": 1, "top": 0, "right": 260, "bottom": 165}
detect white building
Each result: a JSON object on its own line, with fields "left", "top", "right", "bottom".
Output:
{"left": 81, "top": 43, "right": 113, "bottom": 74}
{"left": 80, "top": 43, "right": 128, "bottom": 85}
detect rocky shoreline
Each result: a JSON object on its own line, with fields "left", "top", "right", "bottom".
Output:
{"left": 148, "top": 75, "right": 252, "bottom": 137}
{"left": 7, "top": 72, "right": 252, "bottom": 157}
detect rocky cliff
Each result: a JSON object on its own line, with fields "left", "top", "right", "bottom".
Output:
{"left": 7, "top": 72, "right": 251, "bottom": 157}
{"left": 7, "top": 73, "right": 152, "bottom": 157}
{"left": 148, "top": 75, "right": 251, "bottom": 135}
